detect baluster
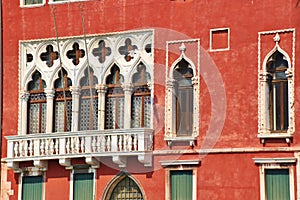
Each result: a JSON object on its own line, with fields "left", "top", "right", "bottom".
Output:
{"left": 118, "top": 135, "right": 123, "bottom": 151}
{"left": 92, "top": 136, "right": 96, "bottom": 152}
{"left": 29, "top": 140, "right": 33, "bottom": 156}
{"left": 80, "top": 137, "right": 85, "bottom": 153}
{"left": 133, "top": 134, "right": 138, "bottom": 151}
{"left": 40, "top": 139, "right": 45, "bottom": 155}
{"left": 50, "top": 139, "right": 54, "bottom": 155}
{"left": 45, "top": 139, "right": 49, "bottom": 155}
{"left": 127, "top": 135, "right": 132, "bottom": 151}
{"left": 107, "top": 136, "right": 111, "bottom": 152}
{"left": 95, "top": 136, "right": 100, "bottom": 152}
{"left": 66, "top": 138, "right": 70, "bottom": 154}
{"left": 100, "top": 136, "right": 105, "bottom": 152}
{"left": 24, "top": 140, "right": 28, "bottom": 156}
{"left": 54, "top": 139, "right": 59, "bottom": 154}
{"left": 75, "top": 137, "right": 79, "bottom": 153}
{"left": 14, "top": 142, "right": 19, "bottom": 157}
{"left": 19, "top": 140, "right": 25, "bottom": 156}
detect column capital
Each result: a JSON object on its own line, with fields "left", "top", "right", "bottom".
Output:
{"left": 44, "top": 88, "right": 55, "bottom": 98}
{"left": 122, "top": 83, "right": 134, "bottom": 93}
{"left": 70, "top": 86, "right": 81, "bottom": 95}
{"left": 96, "top": 84, "right": 107, "bottom": 94}
{"left": 19, "top": 90, "right": 30, "bottom": 101}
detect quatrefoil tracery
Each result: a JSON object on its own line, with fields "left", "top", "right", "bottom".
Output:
{"left": 118, "top": 38, "right": 138, "bottom": 62}
{"left": 92, "top": 40, "right": 111, "bottom": 63}
{"left": 67, "top": 42, "right": 85, "bottom": 65}
{"left": 40, "top": 45, "right": 59, "bottom": 67}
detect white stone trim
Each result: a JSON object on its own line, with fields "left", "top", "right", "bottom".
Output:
{"left": 18, "top": 168, "right": 46, "bottom": 200}
{"left": 257, "top": 28, "right": 295, "bottom": 142}
{"left": 209, "top": 27, "right": 230, "bottom": 52}
{"left": 69, "top": 167, "right": 96, "bottom": 200}
{"left": 165, "top": 166, "right": 197, "bottom": 200}
{"left": 160, "top": 160, "right": 200, "bottom": 167}
{"left": 48, "top": 0, "right": 88, "bottom": 4}
{"left": 165, "top": 39, "right": 200, "bottom": 145}
{"left": 18, "top": 29, "right": 154, "bottom": 135}
{"left": 253, "top": 158, "right": 295, "bottom": 200}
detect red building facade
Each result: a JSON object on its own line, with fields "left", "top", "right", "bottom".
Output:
{"left": 1, "top": 0, "right": 299, "bottom": 199}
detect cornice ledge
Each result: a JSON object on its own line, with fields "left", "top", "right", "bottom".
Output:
{"left": 253, "top": 157, "right": 296, "bottom": 164}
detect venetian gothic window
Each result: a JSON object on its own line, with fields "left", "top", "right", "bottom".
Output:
{"left": 27, "top": 71, "right": 46, "bottom": 134}
{"left": 266, "top": 51, "right": 289, "bottom": 132}
{"left": 165, "top": 42, "right": 200, "bottom": 145}
{"left": 79, "top": 68, "right": 98, "bottom": 131}
{"left": 108, "top": 176, "right": 144, "bottom": 200}
{"left": 105, "top": 65, "right": 124, "bottom": 129}
{"left": 131, "top": 63, "right": 151, "bottom": 128}
{"left": 174, "top": 59, "right": 194, "bottom": 136}
{"left": 53, "top": 69, "right": 72, "bottom": 132}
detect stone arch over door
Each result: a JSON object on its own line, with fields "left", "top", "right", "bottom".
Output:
{"left": 103, "top": 173, "right": 146, "bottom": 200}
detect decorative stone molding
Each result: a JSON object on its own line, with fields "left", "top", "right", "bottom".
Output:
{"left": 257, "top": 29, "right": 295, "bottom": 143}
{"left": 165, "top": 39, "right": 200, "bottom": 146}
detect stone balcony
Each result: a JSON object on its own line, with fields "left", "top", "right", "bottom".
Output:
{"left": 5, "top": 128, "right": 153, "bottom": 170}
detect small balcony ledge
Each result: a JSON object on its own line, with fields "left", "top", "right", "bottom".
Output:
{"left": 5, "top": 128, "right": 153, "bottom": 170}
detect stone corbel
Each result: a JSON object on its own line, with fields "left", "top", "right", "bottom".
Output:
{"left": 7, "top": 161, "right": 19, "bottom": 170}
{"left": 33, "top": 160, "right": 48, "bottom": 169}
{"left": 112, "top": 155, "right": 127, "bottom": 168}
{"left": 85, "top": 157, "right": 100, "bottom": 168}
{"left": 138, "top": 153, "right": 152, "bottom": 167}
{"left": 59, "top": 158, "right": 71, "bottom": 167}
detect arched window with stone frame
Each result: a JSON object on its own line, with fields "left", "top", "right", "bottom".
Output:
{"left": 53, "top": 68, "right": 72, "bottom": 132}
{"left": 266, "top": 50, "right": 289, "bottom": 132}
{"left": 79, "top": 68, "right": 98, "bottom": 131}
{"left": 165, "top": 45, "right": 199, "bottom": 145}
{"left": 174, "top": 59, "right": 194, "bottom": 136}
{"left": 27, "top": 71, "right": 47, "bottom": 134}
{"left": 131, "top": 63, "right": 151, "bottom": 128}
{"left": 105, "top": 64, "right": 124, "bottom": 129}
{"left": 103, "top": 174, "right": 145, "bottom": 200}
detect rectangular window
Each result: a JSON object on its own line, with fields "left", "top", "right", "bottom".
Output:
{"left": 170, "top": 170, "right": 193, "bottom": 200}
{"left": 265, "top": 169, "right": 290, "bottom": 200}
{"left": 73, "top": 173, "right": 94, "bottom": 200}
{"left": 22, "top": 176, "right": 43, "bottom": 200}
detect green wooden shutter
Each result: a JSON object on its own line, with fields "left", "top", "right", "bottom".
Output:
{"left": 265, "top": 169, "right": 290, "bottom": 200}
{"left": 22, "top": 176, "right": 43, "bottom": 200}
{"left": 171, "top": 170, "right": 193, "bottom": 200}
{"left": 73, "top": 173, "right": 94, "bottom": 200}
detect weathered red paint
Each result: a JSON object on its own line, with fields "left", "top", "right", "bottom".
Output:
{"left": 2, "top": 0, "right": 300, "bottom": 199}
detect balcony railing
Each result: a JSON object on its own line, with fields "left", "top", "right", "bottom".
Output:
{"left": 5, "top": 128, "right": 153, "bottom": 169}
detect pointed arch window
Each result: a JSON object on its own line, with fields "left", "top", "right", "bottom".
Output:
{"left": 108, "top": 176, "right": 144, "bottom": 200}
{"left": 105, "top": 65, "right": 124, "bottom": 129}
{"left": 131, "top": 63, "right": 151, "bottom": 128}
{"left": 27, "top": 71, "right": 46, "bottom": 134}
{"left": 174, "top": 59, "right": 194, "bottom": 136}
{"left": 266, "top": 51, "right": 289, "bottom": 132}
{"left": 54, "top": 69, "right": 72, "bottom": 132}
{"left": 79, "top": 68, "right": 98, "bottom": 131}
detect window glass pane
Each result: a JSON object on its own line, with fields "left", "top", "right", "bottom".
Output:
{"left": 131, "top": 63, "right": 151, "bottom": 128}
{"left": 105, "top": 97, "right": 124, "bottom": 129}
{"left": 174, "top": 59, "right": 194, "bottom": 136}
{"left": 267, "top": 51, "right": 289, "bottom": 132}
{"left": 22, "top": 176, "right": 43, "bottom": 200}
{"left": 73, "top": 173, "right": 94, "bottom": 200}
{"left": 171, "top": 170, "right": 193, "bottom": 200}
{"left": 265, "top": 169, "right": 290, "bottom": 200}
